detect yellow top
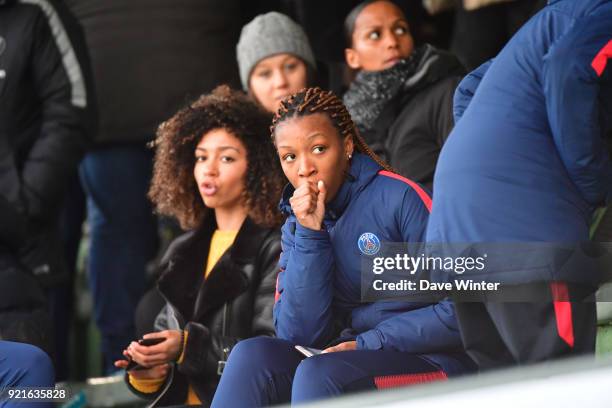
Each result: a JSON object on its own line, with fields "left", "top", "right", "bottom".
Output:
{"left": 127, "top": 376, "right": 165, "bottom": 394}
{"left": 205, "top": 230, "right": 238, "bottom": 278}
{"left": 129, "top": 229, "right": 238, "bottom": 405}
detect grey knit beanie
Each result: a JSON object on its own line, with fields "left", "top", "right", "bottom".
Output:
{"left": 236, "top": 12, "right": 316, "bottom": 90}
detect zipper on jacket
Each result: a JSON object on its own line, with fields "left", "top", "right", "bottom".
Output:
{"left": 217, "top": 302, "right": 230, "bottom": 375}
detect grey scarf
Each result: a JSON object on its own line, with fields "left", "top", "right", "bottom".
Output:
{"left": 343, "top": 44, "right": 446, "bottom": 134}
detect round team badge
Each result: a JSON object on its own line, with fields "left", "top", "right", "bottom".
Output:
{"left": 358, "top": 232, "right": 381, "bottom": 256}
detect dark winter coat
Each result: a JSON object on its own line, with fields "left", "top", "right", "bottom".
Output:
{"left": 126, "top": 216, "right": 281, "bottom": 406}
{"left": 343, "top": 45, "right": 465, "bottom": 188}
{"left": 66, "top": 0, "right": 242, "bottom": 145}
{"left": 0, "top": 0, "right": 94, "bottom": 286}
{"left": 0, "top": 254, "right": 52, "bottom": 359}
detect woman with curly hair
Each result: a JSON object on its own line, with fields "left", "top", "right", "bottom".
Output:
{"left": 113, "top": 85, "right": 286, "bottom": 406}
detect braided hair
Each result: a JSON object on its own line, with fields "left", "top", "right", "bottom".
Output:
{"left": 270, "top": 87, "right": 393, "bottom": 171}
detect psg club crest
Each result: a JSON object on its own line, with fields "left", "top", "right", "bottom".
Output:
{"left": 358, "top": 232, "right": 381, "bottom": 256}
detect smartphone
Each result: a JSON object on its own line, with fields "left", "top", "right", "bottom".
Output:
{"left": 125, "top": 359, "right": 145, "bottom": 371}
{"left": 125, "top": 337, "right": 167, "bottom": 371}
{"left": 138, "top": 337, "right": 166, "bottom": 347}
{"left": 295, "top": 345, "right": 323, "bottom": 358}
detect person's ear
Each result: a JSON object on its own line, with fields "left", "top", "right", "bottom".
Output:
{"left": 345, "top": 48, "right": 361, "bottom": 70}
{"left": 344, "top": 135, "right": 354, "bottom": 159}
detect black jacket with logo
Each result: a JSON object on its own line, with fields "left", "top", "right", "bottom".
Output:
{"left": 126, "top": 216, "right": 281, "bottom": 406}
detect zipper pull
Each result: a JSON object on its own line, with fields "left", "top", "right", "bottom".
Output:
{"left": 217, "top": 347, "right": 230, "bottom": 375}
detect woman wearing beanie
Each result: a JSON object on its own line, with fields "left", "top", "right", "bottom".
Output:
{"left": 237, "top": 11, "right": 317, "bottom": 114}
{"left": 343, "top": 0, "right": 465, "bottom": 188}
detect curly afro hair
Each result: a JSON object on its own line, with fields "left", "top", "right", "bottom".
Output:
{"left": 149, "top": 85, "right": 286, "bottom": 230}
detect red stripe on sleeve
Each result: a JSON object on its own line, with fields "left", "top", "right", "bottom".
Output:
{"left": 378, "top": 170, "right": 432, "bottom": 212}
{"left": 591, "top": 39, "right": 612, "bottom": 77}
{"left": 274, "top": 273, "right": 281, "bottom": 303}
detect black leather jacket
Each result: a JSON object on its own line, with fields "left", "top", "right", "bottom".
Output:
{"left": 127, "top": 216, "right": 281, "bottom": 406}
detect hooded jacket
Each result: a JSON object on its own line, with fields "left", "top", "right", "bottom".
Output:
{"left": 273, "top": 153, "right": 475, "bottom": 375}
{"left": 126, "top": 216, "right": 281, "bottom": 406}
{"left": 426, "top": 0, "right": 612, "bottom": 284}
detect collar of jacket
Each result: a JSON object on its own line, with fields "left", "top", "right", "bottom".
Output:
{"left": 344, "top": 45, "right": 464, "bottom": 133}
{"left": 157, "top": 215, "right": 269, "bottom": 321}
{"left": 279, "top": 153, "right": 382, "bottom": 221}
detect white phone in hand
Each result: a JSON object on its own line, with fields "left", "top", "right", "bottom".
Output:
{"left": 295, "top": 345, "right": 323, "bottom": 358}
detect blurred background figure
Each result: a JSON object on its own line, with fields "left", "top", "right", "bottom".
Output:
{"left": 65, "top": 0, "right": 243, "bottom": 375}
{"left": 343, "top": 0, "right": 464, "bottom": 188}
{"left": 0, "top": 0, "right": 94, "bottom": 363}
{"left": 450, "top": 0, "right": 544, "bottom": 70}
{"left": 423, "top": 0, "right": 545, "bottom": 71}
{"left": 237, "top": 11, "right": 316, "bottom": 114}
{"left": 281, "top": 0, "right": 456, "bottom": 95}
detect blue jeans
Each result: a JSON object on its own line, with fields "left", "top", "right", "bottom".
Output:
{"left": 211, "top": 337, "right": 462, "bottom": 407}
{"left": 79, "top": 145, "right": 158, "bottom": 373}
{"left": 0, "top": 341, "right": 54, "bottom": 408}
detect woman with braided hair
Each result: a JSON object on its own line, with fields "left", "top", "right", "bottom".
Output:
{"left": 211, "top": 87, "right": 475, "bottom": 407}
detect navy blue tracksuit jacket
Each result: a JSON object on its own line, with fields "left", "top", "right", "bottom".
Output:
{"left": 427, "top": 0, "right": 612, "bottom": 284}
{"left": 273, "top": 153, "right": 470, "bottom": 374}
